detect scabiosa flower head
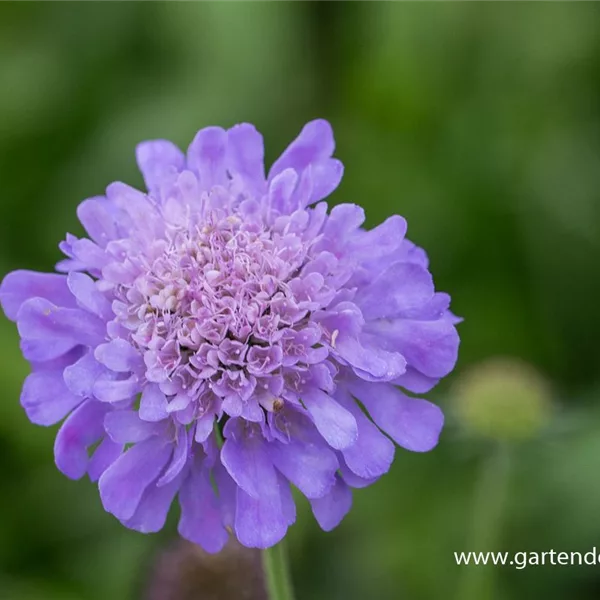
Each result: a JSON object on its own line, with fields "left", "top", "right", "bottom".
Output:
{"left": 0, "top": 120, "right": 460, "bottom": 550}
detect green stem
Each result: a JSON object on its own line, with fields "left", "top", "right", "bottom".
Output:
{"left": 262, "top": 541, "right": 296, "bottom": 600}
{"left": 457, "top": 443, "right": 512, "bottom": 600}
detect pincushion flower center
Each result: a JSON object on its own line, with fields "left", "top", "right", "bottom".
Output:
{"left": 115, "top": 211, "right": 314, "bottom": 401}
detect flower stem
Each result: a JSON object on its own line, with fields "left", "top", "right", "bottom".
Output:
{"left": 262, "top": 541, "right": 296, "bottom": 600}
{"left": 457, "top": 443, "right": 512, "bottom": 600}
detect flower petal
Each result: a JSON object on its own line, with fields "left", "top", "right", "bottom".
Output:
{"left": 234, "top": 483, "right": 288, "bottom": 549}
{"left": 392, "top": 367, "right": 439, "bottom": 394}
{"left": 213, "top": 460, "right": 237, "bottom": 530}
{"left": 348, "top": 215, "right": 407, "bottom": 262}
{"left": 301, "top": 387, "right": 358, "bottom": 451}
{"left": 399, "top": 292, "right": 451, "bottom": 320}
{"left": 20, "top": 338, "right": 77, "bottom": 363}
{"left": 104, "top": 410, "right": 161, "bottom": 444}
{"left": 95, "top": 339, "right": 143, "bottom": 373}
{"left": 350, "top": 380, "right": 444, "bottom": 452}
{"left": 17, "top": 297, "right": 106, "bottom": 347}
{"left": 269, "top": 437, "right": 338, "bottom": 499}
{"left": 67, "top": 272, "right": 113, "bottom": 320}
{"left": 69, "top": 238, "right": 109, "bottom": 272}
{"left": 88, "top": 437, "right": 123, "bottom": 482}
{"left": 335, "top": 334, "right": 406, "bottom": 382}
{"left": 63, "top": 351, "right": 106, "bottom": 397}
{"left": 157, "top": 427, "right": 189, "bottom": 486}
{"left": 269, "top": 119, "right": 335, "bottom": 180}
{"left": 367, "top": 317, "right": 459, "bottom": 379}
{"left": 124, "top": 471, "right": 183, "bottom": 534}
{"left": 398, "top": 238, "right": 429, "bottom": 267}
{"left": 356, "top": 262, "right": 434, "bottom": 321}
{"left": 54, "top": 400, "right": 108, "bottom": 479}
{"left": 29, "top": 347, "right": 83, "bottom": 373}
{"left": 136, "top": 140, "right": 185, "bottom": 195}
{"left": 0, "top": 270, "right": 76, "bottom": 321}
{"left": 309, "top": 158, "right": 344, "bottom": 204}
{"left": 278, "top": 473, "right": 297, "bottom": 526}
{"left": 310, "top": 475, "right": 352, "bottom": 532}
{"left": 99, "top": 437, "right": 172, "bottom": 521}
{"left": 139, "top": 383, "right": 168, "bottom": 422}
{"left": 178, "top": 459, "right": 229, "bottom": 553}
{"left": 322, "top": 203, "right": 365, "bottom": 241}
{"left": 336, "top": 387, "right": 395, "bottom": 479}
{"left": 338, "top": 460, "right": 378, "bottom": 489}
{"left": 93, "top": 376, "right": 140, "bottom": 403}
{"left": 187, "top": 126, "right": 228, "bottom": 189}
{"left": 268, "top": 168, "right": 298, "bottom": 214}
{"left": 221, "top": 419, "right": 276, "bottom": 499}
{"left": 21, "top": 370, "right": 83, "bottom": 426}
{"left": 105, "top": 182, "right": 163, "bottom": 241}
{"left": 227, "top": 123, "right": 265, "bottom": 192}
{"left": 194, "top": 413, "right": 215, "bottom": 443}
{"left": 76, "top": 197, "right": 118, "bottom": 248}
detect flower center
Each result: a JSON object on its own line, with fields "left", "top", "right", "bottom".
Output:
{"left": 111, "top": 210, "right": 331, "bottom": 415}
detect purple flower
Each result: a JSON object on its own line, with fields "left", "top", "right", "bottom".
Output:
{"left": 0, "top": 120, "right": 460, "bottom": 550}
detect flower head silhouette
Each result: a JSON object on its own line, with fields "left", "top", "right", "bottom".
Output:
{"left": 0, "top": 120, "right": 460, "bottom": 550}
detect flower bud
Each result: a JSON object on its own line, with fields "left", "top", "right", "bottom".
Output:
{"left": 454, "top": 357, "right": 552, "bottom": 441}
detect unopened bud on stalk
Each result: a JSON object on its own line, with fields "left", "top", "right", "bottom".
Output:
{"left": 453, "top": 357, "right": 552, "bottom": 441}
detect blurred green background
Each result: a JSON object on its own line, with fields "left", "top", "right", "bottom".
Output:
{"left": 1, "top": 2, "right": 600, "bottom": 600}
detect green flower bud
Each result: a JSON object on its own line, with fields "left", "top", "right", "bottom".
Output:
{"left": 453, "top": 357, "right": 552, "bottom": 441}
